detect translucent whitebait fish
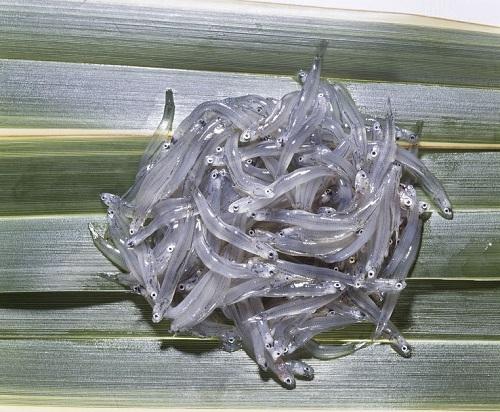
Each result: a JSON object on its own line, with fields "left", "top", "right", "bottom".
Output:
{"left": 193, "top": 188, "right": 277, "bottom": 260}
{"left": 127, "top": 201, "right": 194, "bottom": 247}
{"left": 88, "top": 223, "right": 128, "bottom": 272}
{"left": 223, "top": 277, "right": 291, "bottom": 306}
{"left": 193, "top": 219, "right": 272, "bottom": 279}
{"left": 90, "top": 44, "right": 452, "bottom": 388}
{"left": 303, "top": 340, "right": 366, "bottom": 360}
{"left": 276, "top": 94, "right": 326, "bottom": 175}
{"left": 97, "top": 271, "right": 144, "bottom": 296}
{"left": 287, "top": 315, "right": 364, "bottom": 353}
{"left": 285, "top": 360, "right": 314, "bottom": 379}
{"left": 228, "top": 165, "right": 335, "bottom": 213}
{"left": 274, "top": 259, "right": 357, "bottom": 286}
{"left": 396, "top": 147, "right": 453, "bottom": 219}
{"left": 273, "top": 230, "right": 354, "bottom": 257}
{"left": 250, "top": 294, "right": 341, "bottom": 323}
{"left": 262, "top": 281, "right": 343, "bottom": 298}
{"left": 139, "top": 89, "right": 175, "bottom": 171}
{"left": 241, "top": 90, "right": 300, "bottom": 143}
{"left": 251, "top": 208, "right": 361, "bottom": 232}
{"left": 169, "top": 271, "right": 230, "bottom": 331}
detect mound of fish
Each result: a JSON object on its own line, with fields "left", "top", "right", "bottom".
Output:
{"left": 89, "top": 52, "right": 453, "bottom": 388}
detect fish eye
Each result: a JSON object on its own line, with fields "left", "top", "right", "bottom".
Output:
{"left": 257, "top": 106, "right": 263, "bottom": 113}
{"left": 401, "top": 345, "right": 409, "bottom": 352}
{"left": 228, "top": 337, "right": 235, "bottom": 344}
{"left": 349, "top": 256, "right": 356, "bottom": 264}
{"left": 127, "top": 240, "right": 135, "bottom": 248}
{"left": 163, "top": 142, "right": 170, "bottom": 149}
{"left": 248, "top": 229, "right": 255, "bottom": 236}
{"left": 355, "top": 281, "right": 362, "bottom": 288}
{"left": 410, "top": 134, "right": 416, "bottom": 140}
{"left": 333, "top": 266, "right": 339, "bottom": 271}
{"left": 396, "top": 282, "right": 403, "bottom": 289}
{"left": 207, "top": 157, "right": 214, "bottom": 164}
{"left": 298, "top": 156, "right": 304, "bottom": 162}
{"left": 150, "top": 292, "right": 157, "bottom": 299}
{"left": 232, "top": 205, "right": 239, "bottom": 212}
{"left": 367, "top": 270, "right": 375, "bottom": 278}
{"left": 422, "top": 203, "right": 428, "bottom": 209}
{"left": 268, "top": 251, "right": 276, "bottom": 259}
{"left": 265, "top": 343, "right": 272, "bottom": 349}
{"left": 334, "top": 282, "right": 341, "bottom": 288}
{"left": 167, "top": 245, "right": 175, "bottom": 252}
{"left": 246, "top": 159, "right": 253, "bottom": 164}
{"left": 265, "top": 188, "right": 273, "bottom": 195}
{"left": 318, "top": 92, "right": 324, "bottom": 97}
{"left": 444, "top": 207, "right": 451, "bottom": 214}
{"left": 405, "top": 199, "right": 412, "bottom": 206}
{"left": 215, "top": 146, "right": 223, "bottom": 152}
{"left": 357, "top": 229, "right": 364, "bottom": 235}
{"left": 371, "top": 150, "right": 378, "bottom": 157}
{"left": 129, "top": 228, "right": 135, "bottom": 235}
{"left": 178, "top": 284, "right": 185, "bottom": 291}
{"left": 278, "top": 231, "right": 285, "bottom": 237}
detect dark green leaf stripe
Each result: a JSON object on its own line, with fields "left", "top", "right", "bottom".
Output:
{"left": 1, "top": 280, "right": 500, "bottom": 340}
{"left": 0, "top": 210, "right": 498, "bottom": 293}
{"left": 0, "top": 1, "right": 499, "bottom": 86}
{"left": 0, "top": 339, "right": 499, "bottom": 408}
{"left": 0, "top": 145, "right": 497, "bottom": 215}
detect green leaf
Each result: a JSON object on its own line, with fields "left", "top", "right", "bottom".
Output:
{"left": 1, "top": 211, "right": 499, "bottom": 294}
{"left": 1, "top": 280, "right": 500, "bottom": 340}
{"left": 1, "top": 339, "right": 500, "bottom": 408}
{"left": 0, "top": 1, "right": 499, "bottom": 86}
{"left": 2, "top": 60, "right": 500, "bottom": 142}
{"left": 1, "top": 0, "right": 500, "bottom": 408}
{"left": 0, "top": 145, "right": 498, "bottom": 215}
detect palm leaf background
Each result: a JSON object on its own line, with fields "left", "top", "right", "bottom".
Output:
{"left": 0, "top": 0, "right": 499, "bottom": 409}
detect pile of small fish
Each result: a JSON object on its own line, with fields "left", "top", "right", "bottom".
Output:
{"left": 89, "top": 51, "right": 453, "bottom": 388}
